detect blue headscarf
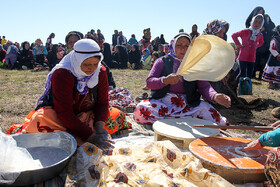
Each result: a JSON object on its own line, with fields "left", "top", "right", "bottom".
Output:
{"left": 142, "top": 48, "right": 151, "bottom": 61}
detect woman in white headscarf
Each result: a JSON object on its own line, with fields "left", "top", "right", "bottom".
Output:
{"left": 21, "top": 39, "right": 113, "bottom": 150}
{"left": 232, "top": 14, "right": 264, "bottom": 79}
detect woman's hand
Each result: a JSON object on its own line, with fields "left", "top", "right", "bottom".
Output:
{"left": 271, "top": 120, "right": 280, "bottom": 130}
{"left": 242, "top": 139, "right": 263, "bottom": 151}
{"left": 163, "top": 74, "right": 180, "bottom": 85}
{"left": 87, "top": 121, "right": 114, "bottom": 152}
{"left": 95, "top": 121, "right": 108, "bottom": 134}
{"left": 213, "top": 93, "right": 231, "bottom": 108}
{"left": 236, "top": 44, "right": 243, "bottom": 49}
{"left": 276, "top": 55, "right": 280, "bottom": 61}
{"left": 87, "top": 133, "right": 114, "bottom": 151}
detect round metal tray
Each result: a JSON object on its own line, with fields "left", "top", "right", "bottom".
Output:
{"left": 7, "top": 131, "right": 77, "bottom": 186}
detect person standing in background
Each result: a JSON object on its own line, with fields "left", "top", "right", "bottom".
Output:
{"left": 97, "top": 29, "right": 105, "bottom": 49}
{"left": 117, "top": 31, "right": 127, "bottom": 46}
{"left": 246, "top": 6, "right": 275, "bottom": 80}
{"left": 190, "top": 24, "right": 200, "bottom": 39}
{"left": 46, "top": 33, "right": 55, "bottom": 46}
{"left": 232, "top": 14, "right": 264, "bottom": 79}
{"left": 112, "top": 30, "right": 119, "bottom": 49}
{"left": 262, "top": 25, "right": 280, "bottom": 89}
{"left": 1, "top": 36, "right": 7, "bottom": 46}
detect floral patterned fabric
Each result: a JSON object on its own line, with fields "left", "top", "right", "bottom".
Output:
{"left": 262, "top": 63, "right": 280, "bottom": 84}
{"left": 134, "top": 93, "right": 228, "bottom": 126}
{"left": 108, "top": 88, "right": 136, "bottom": 111}
{"left": 64, "top": 140, "right": 233, "bottom": 186}
{"left": 6, "top": 106, "right": 132, "bottom": 141}
{"left": 264, "top": 147, "right": 280, "bottom": 186}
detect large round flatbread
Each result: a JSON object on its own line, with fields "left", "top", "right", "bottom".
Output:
{"left": 153, "top": 118, "right": 220, "bottom": 140}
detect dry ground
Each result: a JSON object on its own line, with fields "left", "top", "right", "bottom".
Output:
{"left": 0, "top": 68, "right": 279, "bottom": 139}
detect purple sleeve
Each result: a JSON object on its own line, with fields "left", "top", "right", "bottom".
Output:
{"left": 197, "top": 81, "right": 217, "bottom": 101}
{"left": 146, "top": 58, "right": 167, "bottom": 90}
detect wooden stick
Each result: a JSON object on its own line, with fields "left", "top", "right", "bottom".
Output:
{"left": 193, "top": 125, "right": 273, "bottom": 131}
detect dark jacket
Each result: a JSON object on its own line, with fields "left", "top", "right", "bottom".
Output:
{"left": 150, "top": 55, "right": 201, "bottom": 107}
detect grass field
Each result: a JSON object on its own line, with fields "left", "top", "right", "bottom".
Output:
{"left": 0, "top": 68, "right": 279, "bottom": 139}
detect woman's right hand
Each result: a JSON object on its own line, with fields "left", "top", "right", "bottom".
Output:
{"left": 236, "top": 44, "right": 243, "bottom": 50}
{"left": 163, "top": 74, "right": 180, "bottom": 85}
{"left": 87, "top": 133, "right": 114, "bottom": 152}
{"left": 271, "top": 120, "right": 280, "bottom": 130}
{"left": 242, "top": 139, "right": 263, "bottom": 151}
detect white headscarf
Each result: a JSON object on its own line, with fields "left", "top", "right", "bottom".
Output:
{"left": 37, "top": 39, "right": 104, "bottom": 104}
{"left": 249, "top": 14, "right": 264, "bottom": 41}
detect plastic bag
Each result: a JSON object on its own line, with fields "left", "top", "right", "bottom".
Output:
{"left": 0, "top": 129, "right": 42, "bottom": 185}
{"left": 177, "top": 35, "right": 235, "bottom": 82}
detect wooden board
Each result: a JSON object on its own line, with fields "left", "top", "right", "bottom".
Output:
{"left": 189, "top": 136, "right": 272, "bottom": 184}
{"left": 153, "top": 118, "right": 220, "bottom": 149}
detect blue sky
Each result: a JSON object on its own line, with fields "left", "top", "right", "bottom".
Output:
{"left": 1, "top": 0, "right": 279, "bottom": 45}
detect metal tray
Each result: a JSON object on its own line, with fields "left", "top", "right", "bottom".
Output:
{"left": 8, "top": 131, "right": 77, "bottom": 186}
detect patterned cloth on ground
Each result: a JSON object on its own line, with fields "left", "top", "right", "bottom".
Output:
{"left": 108, "top": 87, "right": 136, "bottom": 112}
{"left": 264, "top": 147, "right": 280, "bottom": 186}
{"left": 64, "top": 140, "right": 233, "bottom": 186}
{"left": 134, "top": 93, "right": 228, "bottom": 126}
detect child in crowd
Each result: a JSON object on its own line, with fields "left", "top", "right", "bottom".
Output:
{"left": 262, "top": 25, "right": 280, "bottom": 89}
{"left": 141, "top": 48, "right": 152, "bottom": 69}
{"left": 151, "top": 51, "right": 159, "bottom": 69}
{"left": 147, "top": 44, "right": 153, "bottom": 55}
{"left": 139, "top": 44, "right": 144, "bottom": 55}
{"left": 46, "top": 33, "right": 55, "bottom": 45}
{"left": 56, "top": 44, "right": 64, "bottom": 61}
{"left": 158, "top": 44, "right": 165, "bottom": 57}
{"left": 231, "top": 14, "right": 264, "bottom": 79}
{"left": 33, "top": 38, "right": 48, "bottom": 67}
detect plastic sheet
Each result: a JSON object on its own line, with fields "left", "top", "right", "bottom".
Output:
{"left": 0, "top": 129, "right": 42, "bottom": 185}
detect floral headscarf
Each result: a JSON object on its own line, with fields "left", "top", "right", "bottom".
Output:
{"left": 168, "top": 32, "right": 192, "bottom": 60}
{"left": 203, "top": 19, "right": 229, "bottom": 36}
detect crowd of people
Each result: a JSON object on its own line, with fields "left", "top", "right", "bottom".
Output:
{"left": 0, "top": 28, "right": 169, "bottom": 72}
{"left": 1, "top": 5, "right": 280, "bottom": 185}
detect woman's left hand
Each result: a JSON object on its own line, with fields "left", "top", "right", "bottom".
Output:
{"left": 213, "top": 93, "right": 231, "bottom": 108}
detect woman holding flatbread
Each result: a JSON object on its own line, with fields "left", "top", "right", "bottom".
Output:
{"left": 134, "top": 32, "right": 231, "bottom": 126}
